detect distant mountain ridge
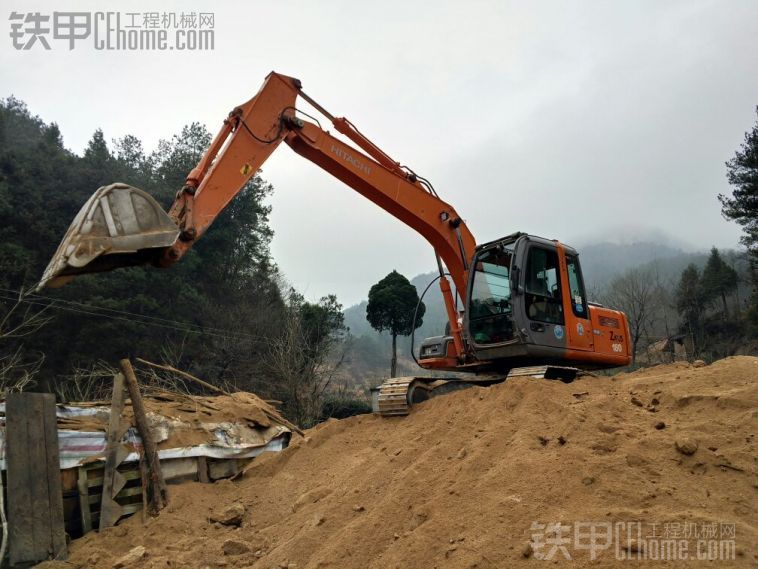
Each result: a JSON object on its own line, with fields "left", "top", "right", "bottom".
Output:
{"left": 578, "top": 240, "right": 691, "bottom": 290}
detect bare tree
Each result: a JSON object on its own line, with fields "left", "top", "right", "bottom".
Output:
{"left": 603, "top": 267, "right": 659, "bottom": 364}
{"left": 650, "top": 262, "right": 680, "bottom": 339}
{"left": 0, "top": 290, "right": 52, "bottom": 340}
{"left": 265, "top": 290, "right": 348, "bottom": 428}
{"left": 0, "top": 291, "right": 52, "bottom": 395}
{"left": 54, "top": 361, "right": 118, "bottom": 402}
{"left": 54, "top": 357, "right": 228, "bottom": 403}
{"left": 0, "top": 346, "right": 43, "bottom": 395}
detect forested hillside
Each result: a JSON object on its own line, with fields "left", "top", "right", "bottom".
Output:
{"left": 0, "top": 97, "right": 352, "bottom": 426}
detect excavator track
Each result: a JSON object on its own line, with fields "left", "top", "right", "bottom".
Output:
{"left": 376, "top": 376, "right": 498, "bottom": 417}
{"left": 376, "top": 365, "right": 582, "bottom": 417}
{"left": 505, "top": 365, "right": 581, "bottom": 382}
{"left": 377, "top": 377, "right": 463, "bottom": 416}
{"left": 376, "top": 377, "right": 417, "bottom": 416}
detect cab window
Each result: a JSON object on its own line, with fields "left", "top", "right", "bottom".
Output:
{"left": 566, "top": 254, "right": 588, "bottom": 318}
{"left": 469, "top": 246, "right": 514, "bottom": 344}
{"left": 525, "top": 247, "right": 564, "bottom": 325}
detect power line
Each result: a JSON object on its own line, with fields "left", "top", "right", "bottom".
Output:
{"left": 0, "top": 291, "right": 265, "bottom": 343}
{"left": 0, "top": 287, "right": 240, "bottom": 336}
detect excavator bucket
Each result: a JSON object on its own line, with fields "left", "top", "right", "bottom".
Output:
{"left": 38, "top": 183, "right": 180, "bottom": 290}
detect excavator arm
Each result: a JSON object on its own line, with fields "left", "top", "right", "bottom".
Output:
{"left": 40, "top": 72, "right": 477, "bottom": 362}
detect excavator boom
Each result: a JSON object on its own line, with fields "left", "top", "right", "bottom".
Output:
{"left": 39, "top": 71, "right": 476, "bottom": 362}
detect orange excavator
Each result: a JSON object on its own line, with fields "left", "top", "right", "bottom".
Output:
{"left": 39, "top": 72, "right": 632, "bottom": 415}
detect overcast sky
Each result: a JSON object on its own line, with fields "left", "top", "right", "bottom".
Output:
{"left": 2, "top": 0, "right": 756, "bottom": 305}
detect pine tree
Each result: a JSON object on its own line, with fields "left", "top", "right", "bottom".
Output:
{"left": 676, "top": 264, "right": 704, "bottom": 354}
{"left": 720, "top": 107, "right": 758, "bottom": 253}
{"left": 700, "top": 247, "right": 738, "bottom": 318}
{"left": 720, "top": 107, "right": 758, "bottom": 333}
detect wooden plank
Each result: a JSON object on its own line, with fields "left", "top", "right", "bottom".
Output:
{"left": 7, "top": 393, "right": 67, "bottom": 565}
{"left": 42, "top": 394, "right": 67, "bottom": 560}
{"left": 197, "top": 456, "right": 209, "bottom": 483}
{"left": 99, "top": 372, "right": 128, "bottom": 530}
{"left": 87, "top": 469, "right": 142, "bottom": 488}
{"left": 91, "top": 501, "right": 143, "bottom": 518}
{"left": 88, "top": 486, "right": 143, "bottom": 504}
{"left": 208, "top": 459, "right": 245, "bottom": 480}
{"left": 139, "top": 454, "right": 148, "bottom": 523}
{"left": 28, "top": 395, "right": 49, "bottom": 562}
{"left": 77, "top": 467, "right": 92, "bottom": 534}
{"left": 60, "top": 468, "right": 78, "bottom": 493}
{"left": 6, "top": 393, "right": 33, "bottom": 566}
{"left": 118, "top": 503, "right": 143, "bottom": 516}
{"left": 160, "top": 457, "right": 198, "bottom": 482}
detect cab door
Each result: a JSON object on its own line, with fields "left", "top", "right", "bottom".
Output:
{"left": 556, "top": 246, "right": 594, "bottom": 351}
{"left": 520, "top": 242, "right": 567, "bottom": 350}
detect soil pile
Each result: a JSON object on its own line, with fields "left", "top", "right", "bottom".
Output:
{"left": 60, "top": 357, "right": 757, "bottom": 568}
{"left": 56, "top": 390, "right": 293, "bottom": 450}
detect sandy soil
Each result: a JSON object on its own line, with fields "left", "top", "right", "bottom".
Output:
{"left": 51, "top": 356, "right": 757, "bottom": 568}
{"left": 56, "top": 390, "right": 291, "bottom": 450}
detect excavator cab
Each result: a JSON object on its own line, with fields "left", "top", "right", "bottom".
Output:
{"left": 418, "top": 233, "right": 631, "bottom": 372}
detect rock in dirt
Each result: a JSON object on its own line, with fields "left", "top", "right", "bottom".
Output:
{"left": 675, "top": 437, "right": 698, "bottom": 456}
{"left": 693, "top": 359, "right": 707, "bottom": 367}
{"left": 222, "top": 539, "right": 251, "bottom": 556}
{"left": 655, "top": 421, "right": 666, "bottom": 430}
{"left": 210, "top": 502, "right": 246, "bottom": 526}
{"left": 113, "top": 546, "right": 147, "bottom": 568}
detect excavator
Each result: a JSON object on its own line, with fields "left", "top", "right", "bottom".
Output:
{"left": 39, "top": 72, "right": 632, "bottom": 416}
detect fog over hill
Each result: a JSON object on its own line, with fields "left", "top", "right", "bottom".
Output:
{"left": 578, "top": 241, "right": 696, "bottom": 291}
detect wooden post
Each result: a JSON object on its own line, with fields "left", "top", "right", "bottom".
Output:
{"left": 120, "top": 358, "right": 168, "bottom": 515}
{"left": 99, "top": 372, "right": 130, "bottom": 530}
{"left": 197, "top": 456, "right": 209, "bottom": 484}
{"left": 6, "top": 393, "right": 67, "bottom": 565}
{"left": 77, "top": 467, "right": 92, "bottom": 534}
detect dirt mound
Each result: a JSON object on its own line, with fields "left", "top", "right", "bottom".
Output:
{"left": 61, "top": 357, "right": 757, "bottom": 567}
{"left": 56, "top": 390, "right": 294, "bottom": 450}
